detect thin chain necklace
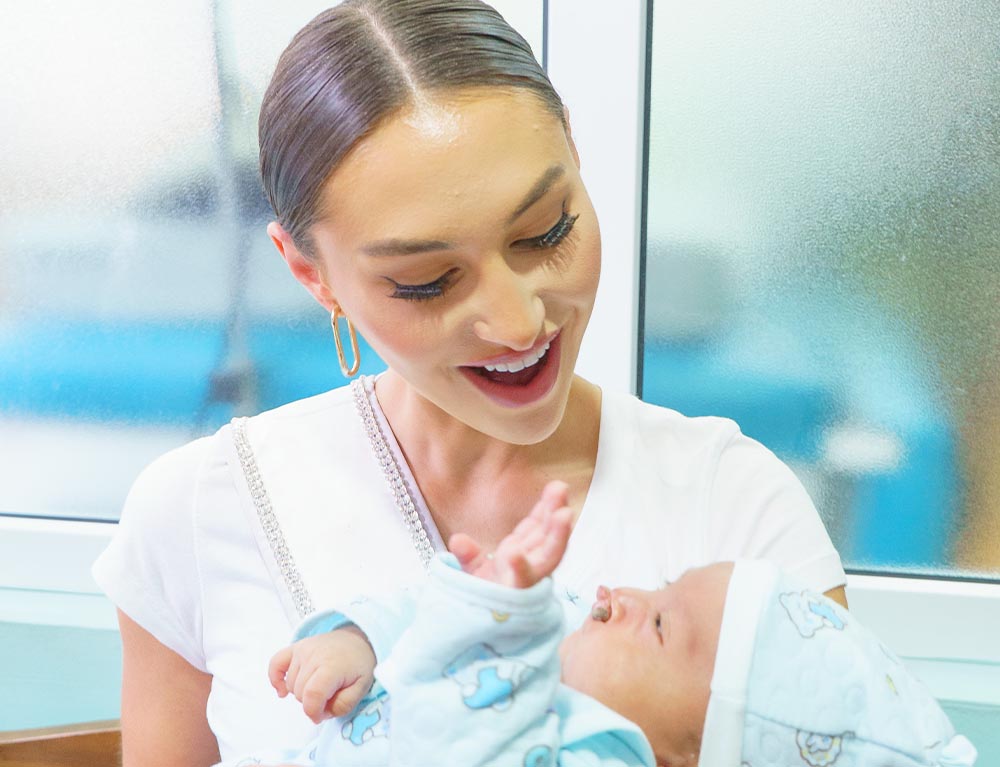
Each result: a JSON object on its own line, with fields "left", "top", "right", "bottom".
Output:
{"left": 351, "top": 376, "right": 435, "bottom": 565}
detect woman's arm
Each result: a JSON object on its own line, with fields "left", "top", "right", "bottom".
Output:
{"left": 118, "top": 609, "right": 220, "bottom": 767}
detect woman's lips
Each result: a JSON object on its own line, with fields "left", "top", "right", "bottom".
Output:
{"left": 459, "top": 332, "right": 562, "bottom": 407}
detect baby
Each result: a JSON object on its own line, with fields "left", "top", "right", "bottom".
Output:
{"left": 266, "top": 483, "right": 977, "bottom": 767}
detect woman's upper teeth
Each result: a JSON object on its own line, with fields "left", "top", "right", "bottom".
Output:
{"left": 483, "top": 341, "right": 551, "bottom": 373}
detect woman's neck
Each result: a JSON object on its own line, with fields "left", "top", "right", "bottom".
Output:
{"left": 374, "top": 371, "right": 602, "bottom": 546}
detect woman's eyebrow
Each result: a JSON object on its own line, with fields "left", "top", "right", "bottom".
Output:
{"left": 360, "top": 164, "right": 567, "bottom": 257}
{"left": 361, "top": 238, "right": 454, "bottom": 257}
{"left": 506, "top": 163, "right": 566, "bottom": 224}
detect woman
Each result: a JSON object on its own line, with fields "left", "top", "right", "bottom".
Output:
{"left": 93, "top": 2, "right": 847, "bottom": 765}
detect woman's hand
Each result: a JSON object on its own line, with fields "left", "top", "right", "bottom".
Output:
{"left": 268, "top": 625, "right": 376, "bottom": 724}
{"left": 448, "top": 480, "right": 573, "bottom": 588}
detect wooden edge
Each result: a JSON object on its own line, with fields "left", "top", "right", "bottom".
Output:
{"left": 0, "top": 720, "right": 120, "bottom": 744}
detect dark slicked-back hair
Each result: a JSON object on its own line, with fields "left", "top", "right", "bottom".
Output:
{"left": 259, "top": 0, "right": 563, "bottom": 256}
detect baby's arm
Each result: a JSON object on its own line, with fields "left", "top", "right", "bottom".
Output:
{"left": 378, "top": 556, "right": 565, "bottom": 766}
{"left": 268, "top": 579, "right": 420, "bottom": 724}
{"left": 268, "top": 624, "right": 376, "bottom": 723}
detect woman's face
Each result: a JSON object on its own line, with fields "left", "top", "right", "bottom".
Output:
{"left": 289, "top": 89, "right": 601, "bottom": 444}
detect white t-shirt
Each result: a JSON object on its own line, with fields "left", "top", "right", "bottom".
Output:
{"left": 93, "top": 376, "right": 844, "bottom": 765}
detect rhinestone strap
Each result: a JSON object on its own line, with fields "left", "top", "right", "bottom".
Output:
{"left": 351, "top": 377, "right": 435, "bottom": 566}
{"left": 231, "top": 417, "right": 315, "bottom": 618}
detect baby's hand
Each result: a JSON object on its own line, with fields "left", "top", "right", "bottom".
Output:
{"left": 449, "top": 480, "right": 573, "bottom": 588}
{"left": 268, "top": 626, "right": 376, "bottom": 724}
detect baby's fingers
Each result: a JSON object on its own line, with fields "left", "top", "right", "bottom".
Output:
{"left": 268, "top": 646, "right": 293, "bottom": 697}
{"left": 535, "top": 481, "right": 569, "bottom": 516}
{"left": 285, "top": 654, "right": 303, "bottom": 702}
{"left": 501, "top": 550, "right": 536, "bottom": 589}
{"left": 537, "top": 506, "right": 573, "bottom": 569}
{"left": 516, "top": 482, "right": 568, "bottom": 544}
{"left": 449, "top": 532, "right": 486, "bottom": 573}
{"left": 302, "top": 676, "right": 335, "bottom": 724}
{"left": 327, "top": 675, "right": 371, "bottom": 719}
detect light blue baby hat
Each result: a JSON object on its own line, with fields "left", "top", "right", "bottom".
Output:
{"left": 698, "top": 561, "right": 977, "bottom": 767}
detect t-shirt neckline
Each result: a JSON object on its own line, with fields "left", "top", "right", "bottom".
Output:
{"left": 362, "top": 373, "right": 617, "bottom": 586}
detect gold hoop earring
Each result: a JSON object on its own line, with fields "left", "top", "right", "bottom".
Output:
{"left": 331, "top": 309, "right": 361, "bottom": 378}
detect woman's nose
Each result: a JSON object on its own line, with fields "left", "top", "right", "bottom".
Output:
{"left": 471, "top": 258, "right": 545, "bottom": 350}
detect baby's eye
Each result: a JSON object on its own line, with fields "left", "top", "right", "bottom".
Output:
{"left": 655, "top": 614, "right": 662, "bottom": 634}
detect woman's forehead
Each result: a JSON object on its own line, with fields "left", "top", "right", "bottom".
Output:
{"left": 316, "top": 90, "right": 572, "bottom": 234}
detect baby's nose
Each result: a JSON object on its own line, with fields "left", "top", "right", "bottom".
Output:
{"left": 608, "top": 588, "right": 652, "bottom": 622}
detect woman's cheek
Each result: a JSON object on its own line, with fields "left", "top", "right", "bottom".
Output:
{"left": 361, "top": 308, "right": 455, "bottom": 368}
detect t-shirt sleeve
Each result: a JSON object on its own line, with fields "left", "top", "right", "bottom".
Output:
{"left": 91, "top": 437, "right": 211, "bottom": 671}
{"left": 704, "top": 426, "right": 846, "bottom": 594}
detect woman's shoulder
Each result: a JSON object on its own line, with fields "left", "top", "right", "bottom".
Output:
{"left": 252, "top": 381, "right": 358, "bottom": 421}
{"left": 123, "top": 385, "right": 357, "bottom": 511}
{"left": 241, "top": 381, "right": 361, "bottom": 445}
{"left": 597, "top": 389, "right": 810, "bottom": 504}
{"left": 596, "top": 390, "right": 845, "bottom": 592}
{"left": 601, "top": 388, "right": 744, "bottom": 462}
{"left": 242, "top": 382, "right": 358, "bottom": 436}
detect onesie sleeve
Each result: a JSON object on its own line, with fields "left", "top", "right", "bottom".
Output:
{"left": 294, "top": 585, "right": 420, "bottom": 664}
{"left": 91, "top": 437, "right": 211, "bottom": 671}
{"left": 704, "top": 428, "right": 846, "bottom": 594}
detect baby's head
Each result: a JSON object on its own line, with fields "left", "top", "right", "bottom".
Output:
{"left": 559, "top": 562, "right": 733, "bottom": 767}
{"left": 559, "top": 561, "right": 975, "bottom": 767}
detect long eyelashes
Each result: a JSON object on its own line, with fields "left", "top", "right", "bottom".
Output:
{"left": 386, "top": 271, "right": 456, "bottom": 301}
{"left": 387, "top": 210, "right": 579, "bottom": 301}
{"left": 521, "top": 210, "right": 580, "bottom": 249}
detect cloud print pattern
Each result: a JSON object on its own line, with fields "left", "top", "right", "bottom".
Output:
{"left": 733, "top": 567, "right": 977, "bottom": 767}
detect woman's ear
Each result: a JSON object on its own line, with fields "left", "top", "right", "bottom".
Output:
{"left": 563, "top": 106, "right": 581, "bottom": 169}
{"left": 267, "top": 221, "right": 338, "bottom": 312}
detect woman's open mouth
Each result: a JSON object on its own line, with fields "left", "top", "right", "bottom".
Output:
{"left": 459, "top": 332, "right": 562, "bottom": 407}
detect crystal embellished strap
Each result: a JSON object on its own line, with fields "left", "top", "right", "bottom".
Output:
{"left": 230, "top": 417, "right": 315, "bottom": 618}
{"left": 351, "top": 377, "right": 435, "bottom": 566}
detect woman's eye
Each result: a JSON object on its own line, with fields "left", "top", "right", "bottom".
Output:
{"left": 517, "top": 210, "right": 579, "bottom": 249}
{"left": 386, "top": 270, "right": 456, "bottom": 301}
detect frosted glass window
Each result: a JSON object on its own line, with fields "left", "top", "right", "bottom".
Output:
{"left": 0, "top": 2, "right": 542, "bottom": 521}
{"left": 641, "top": 2, "right": 1000, "bottom": 579}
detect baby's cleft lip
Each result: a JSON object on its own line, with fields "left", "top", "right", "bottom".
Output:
{"left": 590, "top": 585, "right": 612, "bottom": 621}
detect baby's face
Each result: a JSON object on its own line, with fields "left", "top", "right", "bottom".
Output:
{"left": 559, "top": 562, "right": 733, "bottom": 767}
